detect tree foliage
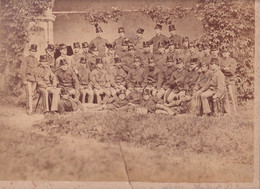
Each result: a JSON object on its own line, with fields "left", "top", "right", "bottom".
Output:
{"left": 195, "top": 0, "right": 255, "bottom": 101}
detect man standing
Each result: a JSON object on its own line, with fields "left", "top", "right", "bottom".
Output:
{"left": 115, "top": 38, "right": 130, "bottom": 58}
{"left": 113, "top": 27, "right": 127, "bottom": 56}
{"left": 36, "top": 55, "right": 59, "bottom": 113}
{"left": 90, "top": 24, "right": 109, "bottom": 58}
{"left": 55, "top": 43, "right": 72, "bottom": 68}
{"left": 146, "top": 57, "right": 164, "bottom": 97}
{"left": 168, "top": 25, "right": 182, "bottom": 45}
{"left": 137, "top": 41, "right": 153, "bottom": 68}
{"left": 45, "top": 44, "right": 55, "bottom": 72}
{"left": 81, "top": 42, "right": 92, "bottom": 70}
{"left": 220, "top": 46, "right": 237, "bottom": 115}
{"left": 55, "top": 59, "right": 80, "bottom": 101}
{"left": 148, "top": 24, "right": 169, "bottom": 55}
{"left": 134, "top": 28, "right": 145, "bottom": 53}
{"left": 19, "top": 44, "right": 39, "bottom": 115}
{"left": 90, "top": 57, "right": 116, "bottom": 104}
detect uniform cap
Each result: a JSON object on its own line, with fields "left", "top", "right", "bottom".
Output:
{"left": 158, "top": 41, "right": 166, "bottom": 48}
{"left": 73, "top": 42, "right": 81, "bottom": 49}
{"left": 154, "top": 24, "right": 163, "bottom": 30}
{"left": 114, "top": 57, "right": 122, "bottom": 63}
{"left": 58, "top": 43, "right": 67, "bottom": 50}
{"left": 60, "top": 59, "right": 68, "bottom": 66}
{"left": 137, "top": 28, "right": 144, "bottom": 34}
{"left": 169, "top": 24, "right": 176, "bottom": 31}
{"left": 182, "top": 37, "right": 189, "bottom": 43}
{"left": 80, "top": 57, "right": 87, "bottom": 64}
{"left": 122, "top": 38, "right": 129, "bottom": 46}
{"left": 95, "top": 24, "right": 103, "bottom": 33}
{"left": 189, "top": 42, "right": 195, "bottom": 48}
{"left": 45, "top": 44, "right": 54, "bottom": 52}
{"left": 143, "top": 41, "right": 150, "bottom": 48}
{"left": 29, "top": 44, "right": 37, "bottom": 52}
{"left": 39, "top": 55, "right": 48, "bottom": 62}
{"left": 118, "top": 27, "right": 125, "bottom": 33}
{"left": 210, "top": 57, "right": 219, "bottom": 65}
{"left": 96, "top": 57, "right": 103, "bottom": 64}
{"left": 82, "top": 42, "right": 89, "bottom": 48}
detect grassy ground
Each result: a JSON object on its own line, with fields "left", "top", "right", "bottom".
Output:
{"left": 0, "top": 101, "right": 254, "bottom": 182}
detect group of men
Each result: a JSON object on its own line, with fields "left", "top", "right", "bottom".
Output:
{"left": 19, "top": 23, "right": 238, "bottom": 116}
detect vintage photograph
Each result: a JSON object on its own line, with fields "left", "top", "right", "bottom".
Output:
{"left": 0, "top": 0, "right": 258, "bottom": 188}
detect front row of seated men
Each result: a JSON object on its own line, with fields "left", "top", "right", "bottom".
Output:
{"left": 20, "top": 43, "right": 234, "bottom": 116}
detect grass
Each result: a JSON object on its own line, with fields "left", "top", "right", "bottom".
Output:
{"left": 33, "top": 101, "right": 254, "bottom": 166}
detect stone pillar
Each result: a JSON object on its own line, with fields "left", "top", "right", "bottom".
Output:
{"left": 26, "top": 9, "right": 56, "bottom": 58}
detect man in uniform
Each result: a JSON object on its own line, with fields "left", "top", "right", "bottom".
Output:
{"left": 115, "top": 38, "right": 130, "bottom": 58}
{"left": 191, "top": 60, "right": 213, "bottom": 115}
{"left": 134, "top": 28, "right": 145, "bottom": 53}
{"left": 77, "top": 57, "right": 94, "bottom": 104}
{"left": 109, "top": 57, "right": 128, "bottom": 94}
{"left": 126, "top": 56, "right": 147, "bottom": 96}
{"left": 55, "top": 43, "right": 72, "bottom": 68}
{"left": 90, "top": 24, "right": 109, "bottom": 58}
{"left": 113, "top": 27, "right": 127, "bottom": 56}
{"left": 147, "top": 24, "right": 169, "bottom": 54}
{"left": 45, "top": 44, "right": 55, "bottom": 72}
{"left": 186, "top": 57, "right": 200, "bottom": 96}
{"left": 146, "top": 57, "right": 164, "bottom": 97}
{"left": 185, "top": 42, "right": 199, "bottom": 69}
{"left": 81, "top": 42, "right": 92, "bottom": 70}
{"left": 36, "top": 55, "right": 59, "bottom": 113}
{"left": 154, "top": 41, "right": 167, "bottom": 70}
{"left": 165, "top": 40, "right": 175, "bottom": 58}
{"left": 200, "top": 58, "right": 227, "bottom": 116}
{"left": 220, "top": 46, "right": 237, "bottom": 115}
{"left": 210, "top": 44, "right": 220, "bottom": 60}
{"left": 103, "top": 43, "right": 116, "bottom": 71}
{"left": 164, "top": 57, "right": 189, "bottom": 106}
{"left": 157, "top": 55, "right": 177, "bottom": 100}
{"left": 200, "top": 42, "right": 212, "bottom": 67}
{"left": 90, "top": 57, "right": 116, "bottom": 104}
{"left": 87, "top": 45, "right": 100, "bottom": 71}
{"left": 137, "top": 41, "right": 153, "bottom": 68}
{"left": 55, "top": 59, "right": 80, "bottom": 101}
{"left": 182, "top": 37, "right": 190, "bottom": 56}
{"left": 19, "top": 44, "right": 39, "bottom": 115}
{"left": 168, "top": 25, "right": 182, "bottom": 45}
{"left": 196, "top": 42, "right": 204, "bottom": 58}
{"left": 121, "top": 45, "right": 138, "bottom": 73}
{"left": 71, "top": 42, "right": 82, "bottom": 72}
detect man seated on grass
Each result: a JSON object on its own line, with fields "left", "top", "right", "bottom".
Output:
{"left": 90, "top": 57, "right": 116, "bottom": 104}
{"left": 58, "top": 88, "right": 82, "bottom": 114}
{"left": 76, "top": 57, "right": 94, "bottom": 104}
{"left": 55, "top": 59, "right": 80, "bottom": 101}
{"left": 36, "top": 55, "right": 59, "bottom": 114}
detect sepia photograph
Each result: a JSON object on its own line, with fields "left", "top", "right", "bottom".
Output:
{"left": 0, "top": 0, "right": 259, "bottom": 188}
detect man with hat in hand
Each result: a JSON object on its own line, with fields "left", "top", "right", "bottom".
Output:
{"left": 134, "top": 28, "right": 145, "bottom": 53}
{"left": 90, "top": 24, "right": 109, "bottom": 58}
{"left": 71, "top": 42, "right": 82, "bottom": 72}
{"left": 55, "top": 43, "right": 72, "bottom": 68}
{"left": 45, "top": 44, "right": 55, "bottom": 71}
{"left": 113, "top": 27, "right": 127, "bottom": 57}
{"left": 157, "top": 55, "right": 177, "bottom": 100}
{"left": 168, "top": 24, "right": 183, "bottom": 45}
{"left": 55, "top": 59, "right": 80, "bottom": 101}
{"left": 90, "top": 57, "right": 116, "bottom": 104}
{"left": 148, "top": 24, "right": 169, "bottom": 55}
{"left": 146, "top": 57, "right": 164, "bottom": 97}
{"left": 77, "top": 57, "right": 94, "bottom": 104}
{"left": 220, "top": 46, "right": 238, "bottom": 115}
{"left": 19, "top": 44, "right": 39, "bottom": 115}
{"left": 36, "top": 55, "right": 59, "bottom": 113}
{"left": 126, "top": 56, "right": 147, "bottom": 96}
